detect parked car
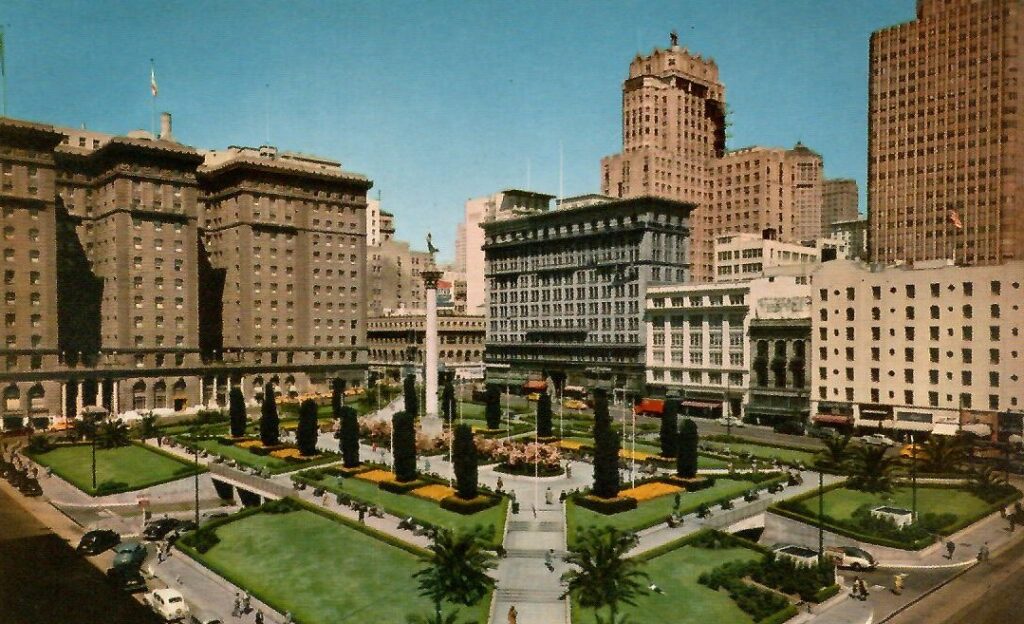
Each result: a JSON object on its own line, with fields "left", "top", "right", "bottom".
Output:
{"left": 825, "top": 545, "right": 876, "bottom": 571}
{"left": 143, "top": 518, "right": 185, "bottom": 541}
{"left": 526, "top": 392, "right": 542, "bottom": 402}
{"left": 718, "top": 415, "right": 746, "bottom": 428}
{"left": 633, "top": 398, "right": 665, "bottom": 417}
{"left": 145, "top": 588, "right": 191, "bottom": 622}
{"left": 860, "top": 433, "right": 897, "bottom": 447}
{"left": 899, "top": 443, "right": 927, "bottom": 460}
{"left": 106, "top": 566, "right": 148, "bottom": 593}
{"left": 111, "top": 541, "right": 148, "bottom": 570}
{"left": 188, "top": 609, "right": 224, "bottom": 624}
{"left": 76, "top": 529, "right": 121, "bottom": 555}
{"left": 166, "top": 520, "right": 198, "bottom": 544}
{"left": 773, "top": 544, "right": 820, "bottom": 567}
{"left": 18, "top": 478, "right": 43, "bottom": 496}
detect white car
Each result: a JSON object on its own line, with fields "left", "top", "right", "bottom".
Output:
{"left": 826, "top": 546, "right": 877, "bottom": 571}
{"left": 718, "top": 415, "right": 745, "bottom": 428}
{"left": 860, "top": 433, "right": 897, "bottom": 447}
{"left": 145, "top": 588, "right": 191, "bottom": 622}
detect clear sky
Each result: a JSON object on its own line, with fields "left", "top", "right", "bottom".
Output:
{"left": 3, "top": 0, "right": 915, "bottom": 262}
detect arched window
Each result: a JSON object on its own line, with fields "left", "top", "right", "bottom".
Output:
{"left": 153, "top": 381, "right": 167, "bottom": 409}
{"left": 132, "top": 380, "right": 147, "bottom": 410}
{"left": 28, "top": 384, "right": 46, "bottom": 412}
{"left": 3, "top": 385, "right": 21, "bottom": 412}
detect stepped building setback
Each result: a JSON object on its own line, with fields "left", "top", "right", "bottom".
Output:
{"left": 0, "top": 114, "right": 372, "bottom": 427}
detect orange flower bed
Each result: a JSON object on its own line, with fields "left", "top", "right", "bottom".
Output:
{"left": 236, "top": 440, "right": 263, "bottom": 449}
{"left": 619, "top": 481, "right": 682, "bottom": 502}
{"left": 619, "top": 448, "right": 653, "bottom": 461}
{"left": 269, "top": 447, "right": 309, "bottom": 460}
{"left": 355, "top": 469, "right": 397, "bottom": 483}
{"left": 557, "top": 440, "right": 584, "bottom": 450}
{"left": 411, "top": 484, "right": 455, "bottom": 502}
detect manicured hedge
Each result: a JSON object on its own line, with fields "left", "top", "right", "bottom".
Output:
{"left": 813, "top": 584, "right": 841, "bottom": 603}
{"left": 379, "top": 478, "right": 429, "bottom": 494}
{"left": 573, "top": 493, "right": 638, "bottom": 515}
{"left": 756, "top": 604, "right": 799, "bottom": 624}
{"left": 439, "top": 494, "right": 502, "bottom": 515}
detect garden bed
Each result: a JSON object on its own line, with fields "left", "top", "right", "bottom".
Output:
{"left": 26, "top": 442, "right": 204, "bottom": 496}
{"left": 183, "top": 436, "right": 340, "bottom": 475}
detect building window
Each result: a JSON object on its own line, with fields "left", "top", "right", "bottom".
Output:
{"left": 963, "top": 348, "right": 972, "bottom": 364}
{"left": 990, "top": 326, "right": 1000, "bottom": 341}
{"left": 991, "top": 281, "right": 1001, "bottom": 295}
{"left": 963, "top": 282, "right": 973, "bottom": 296}
{"left": 871, "top": 286, "right": 880, "bottom": 300}
{"left": 990, "top": 349, "right": 1000, "bottom": 365}
{"left": 963, "top": 326, "right": 973, "bottom": 341}
{"left": 905, "top": 327, "right": 915, "bottom": 340}
{"left": 990, "top": 372, "right": 999, "bottom": 388}
{"left": 929, "top": 348, "right": 939, "bottom": 363}
{"left": 871, "top": 347, "right": 880, "bottom": 361}
{"left": 929, "top": 370, "right": 938, "bottom": 385}
{"left": 930, "top": 305, "right": 939, "bottom": 319}
{"left": 846, "top": 287, "right": 855, "bottom": 301}
{"left": 962, "top": 371, "right": 972, "bottom": 387}
{"left": 905, "top": 306, "right": 915, "bottom": 320}
{"left": 930, "top": 283, "right": 940, "bottom": 297}
{"left": 870, "top": 389, "right": 880, "bottom": 403}
{"left": 904, "top": 369, "right": 914, "bottom": 384}
{"left": 960, "top": 393, "right": 972, "bottom": 409}
{"left": 991, "top": 304, "right": 1000, "bottom": 319}
{"left": 904, "top": 347, "right": 914, "bottom": 362}
{"left": 928, "top": 391, "right": 938, "bottom": 407}
{"left": 905, "top": 285, "right": 915, "bottom": 298}
{"left": 871, "top": 327, "right": 880, "bottom": 341}
{"left": 904, "top": 390, "right": 914, "bottom": 405}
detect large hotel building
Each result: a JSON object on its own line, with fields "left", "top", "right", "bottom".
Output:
{"left": 1, "top": 114, "right": 371, "bottom": 427}
{"left": 869, "top": 0, "right": 1023, "bottom": 265}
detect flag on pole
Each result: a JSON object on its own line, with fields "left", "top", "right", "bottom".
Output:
{"left": 948, "top": 209, "right": 963, "bottom": 230}
{"left": 0, "top": 27, "right": 6, "bottom": 78}
{"left": 150, "top": 59, "right": 158, "bottom": 98}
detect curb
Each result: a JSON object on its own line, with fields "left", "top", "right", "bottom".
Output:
{"left": 876, "top": 560, "right": 974, "bottom": 570}
{"left": 875, "top": 561, "right": 976, "bottom": 623}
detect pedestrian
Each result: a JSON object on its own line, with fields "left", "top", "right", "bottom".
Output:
{"left": 531, "top": 504, "right": 537, "bottom": 519}
{"left": 893, "top": 573, "right": 905, "bottom": 595}
{"left": 850, "top": 577, "right": 861, "bottom": 599}
{"left": 1000, "top": 506, "right": 1007, "bottom": 519}
{"left": 358, "top": 508, "right": 365, "bottom": 523}
{"left": 157, "top": 547, "right": 165, "bottom": 564}
{"left": 1010, "top": 515, "right": 1017, "bottom": 533}
{"left": 978, "top": 543, "right": 990, "bottom": 562}
{"left": 544, "top": 548, "right": 555, "bottom": 572}
{"left": 946, "top": 540, "right": 956, "bottom": 559}
{"left": 242, "top": 590, "right": 251, "bottom": 613}
{"left": 254, "top": 610, "right": 264, "bottom": 624}
{"left": 496, "top": 477, "right": 504, "bottom": 492}
{"left": 565, "top": 463, "right": 572, "bottom": 478}
{"left": 673, "top": 492, "right": 681, "bottom": 511}
{"left": 232, "top": 593, "right": 242, "bottom": 617}
{"left": 545, "top": 486, "right": 553, "bottom": 505}
{"left": 857, "top": 578, "right": 869, "bottom": 600}
{"left": 507, "top": 605, "right": 518, "bottom": 624}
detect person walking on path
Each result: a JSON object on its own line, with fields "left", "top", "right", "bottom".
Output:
{"left": 946, "top": 540, "right": 956, "bottom": 559}
{"left": 544, "top": 548, "right": 555, "bottom": 572}
{"left": 1010, "top": 515, "right": 1017, "bottom": 533}
{"left": 254, "top": 610, "right": 264, "bottom": 624}
{"left": 242, "top": 590, "right": 251, "bottom": 613}
{"left": 893, "top": 573, "right": 906, "bottom": 595}
{"left": 545, "top": 486, "right": 553, "bottom": 505}
{"left": 978, "top": 543, "right": 990, "bottom": 562}
{"left": 232, "top": 593, "right": 242, "bottom": 617}
{"left": 507, "top": 605, "right": 518, "bottom": 624}
{"left": 496, "top": 477, "right": 504, "bottom": 492}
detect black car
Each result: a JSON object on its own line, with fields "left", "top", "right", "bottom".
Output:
{"left": 106, "top": 566, "right": 148, "bottom": 593}
{"left": 166, "top": 520, "right": 198, "bottom": 544}
{"left": 142, "top": 518, "right": 184, "bottom": 541}
{"left": 18, "top": 478, "right": 42, "bottom": 497}
{"left": 77, "top": 529, "right": 122, "bottom": 555}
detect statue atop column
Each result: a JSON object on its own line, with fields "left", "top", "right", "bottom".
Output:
{"left": 670, "top": 30, "right": 679, "bottom": 47}
{"left": 426, "top": 232, "right": 439, "bottom": 267}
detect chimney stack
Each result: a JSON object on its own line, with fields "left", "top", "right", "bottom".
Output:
{"left": 159, "top": 112, "right": 174, "bottom": 141}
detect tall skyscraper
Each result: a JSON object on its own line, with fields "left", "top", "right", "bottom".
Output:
{"left": 822, "top": 178, "right": 859, "bottom": 230}
{"left": 869, "top": 0, "right": 1023, "bottom": 265}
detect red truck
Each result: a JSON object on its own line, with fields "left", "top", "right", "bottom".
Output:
{"left": 633, "top": 398, "right": 665, "bottom": 417}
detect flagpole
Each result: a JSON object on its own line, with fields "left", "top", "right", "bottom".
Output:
{"left": 150, "top": 59, "right": 156, "bottom": 137}
{"left": 1, "top": 25, "right": 8, "bottom": 117}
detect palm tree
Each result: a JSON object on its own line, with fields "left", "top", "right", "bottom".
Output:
{"left": 411, "top": 528, "right": 496, "bottom": 623}
{"left": 817, "top": 434, "right": 851, "bottom": 469}
{"left": 96, "top": 419, "right": 131, "bottom": 449}
{"left": 969, "top": 464, "right": 1009, "bottom": 500}
{"left": 919, "top": 435, "right": 969, "bottom": 473}
{"left": 73, "top": 418, "right": 97, "bottom": 442}
{"left": 137, "top": 412, "right": 159, "bottom": 441}
{"left": 561, "top": 527, "right": 650, "bottom": 624}
{"left": 847, "top": 445, "right": 898, "bottom": 492}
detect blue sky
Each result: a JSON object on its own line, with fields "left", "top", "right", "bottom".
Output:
{"left": 4, "top": 0, "right": 914, "bottom": 262}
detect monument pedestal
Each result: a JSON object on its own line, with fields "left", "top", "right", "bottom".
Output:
{"left": 421, "top": 268, "right": 445, "bottom": 438}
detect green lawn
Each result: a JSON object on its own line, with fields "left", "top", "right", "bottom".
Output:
{"left": 572, "top": 545, "right": 758, "bottom": 624}
{"left": 188, "top": 508, "right": 490, "bottom": 624}
{"left": 566, "top": 478, "right": 757, "bottom": 547}
{"left": 704, "top": 441, "right": 819, "bottom": 465}
{"left": 190, "top": 438, "right": 340, "bottom": 475}
{"left": 802, "top": 486, "right": 993, "bottom": 529}
{"left": 29, "top": 443, "right": 202, "bottom": 495}
{"left": 304, "top": 473, "right": 508, "bottom": 548}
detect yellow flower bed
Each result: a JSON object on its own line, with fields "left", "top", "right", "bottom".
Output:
{"left": 411, "top": 484, "right": 455, "bottom": 502}
{"left": 557, "top": 440, "right": 584, "bottom": 450}
{"left": 619, "top": 448, "right": 652, "bottom": 461}
{"left": 356, "top": 469, "right": 397, "bottom": 483}
{"left": 236, "top": 440, "right": 263, "bottom": 449}
{"left": 269, "top": 447, "right": 308, "bottom": 460}
{"left": 619, "top": 481, "right": 682, "bottom": 502}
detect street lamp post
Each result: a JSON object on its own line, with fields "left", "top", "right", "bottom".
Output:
{"left": 817, "top": 468, "right": 824, "bottom": 563}
{"left": 91, "top": 434, "right": 97, "bottom": 491}
{"left": 910, "top": 432, "right": 918, "bottom": 522}
{"left": 505, "top": 384, "right": 510, "bottom": 444}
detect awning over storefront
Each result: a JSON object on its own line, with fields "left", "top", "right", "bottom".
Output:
{"left": 813, "top": 414, "right": 852, "bottom": 425}
{"left": 681, "top": 400, "right": 720, "bottom": 409}
{"left": 859, "top": 404, "right": 893, "bottom": 420}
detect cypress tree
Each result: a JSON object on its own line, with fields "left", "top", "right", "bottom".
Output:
{"left": 228, "top": 387, "right": 247, "bottom": 438}
{"left": 677, "top": 418, "right": 699, "bottom": 478}
{"left": 297, "top": 399, "right": 319, "bottom": 456}
{"left": 441, "top": 381, "right": 456, "bottom": 423}
{"left": 404, "top": 374, "right": 419, "bottom": 417}
{"left": 392, "top": 410, "right": 417, "bottom": 482}
{"left": 259, "top": 382, "right": 280, "bottom": 446}
{"left": 484, "top": 385, "right": 502, "bottom": 430}
{"left": 331, "top": 377, "right": 345, "bottom": 420}
{"left": 339, "top": 405, "right": 360, "bottom": 468}
{"left": 591, "top": 389, "right": 621, "bottom": 499}
{"left": 452, "top": 423, "right": 478, "bottom": 500}
{"left": 659, "top": 398, "right": 679, "bottom": 458}
{"left": 536, "top": 391, "right": 553, "bottom": 438}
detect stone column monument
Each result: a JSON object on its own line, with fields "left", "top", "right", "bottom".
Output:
{"left": 420, "top": 233, "right": 444, "bottom": 436}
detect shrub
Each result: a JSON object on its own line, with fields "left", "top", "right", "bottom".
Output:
{"left": 698, "top": 559, "right": 791, "bottom": 622}
{"left": 26, "top": 434, "right": 55, "bottom": 454}
{"left": 403, "top": 374, "right": 418, "bottom": 417}
{"left": 573, "top": 493, "right": 638, "bottom": 515}
{"left": 378, "top": 478, "right": 427, "bottom": 494}
{"left": 485, "top": 385, "right": 502, "bottom": 430}
{"left": 440, "top": 494, "right": 501, "bottom": 515}
{"left": 262, "top": 498, "right": 301, "bottom": 514}
{"left": 591, "top": 389, "right": 620, "bottom": 499}
{"left": 452, "top": 423, "right": 478, "bottom": 500}
{"left": 536, "top": 391, "right": 553, "bottom": 438}
{"left": 183, "top": 528, "right": 220, "bottom": 554}
{"left": 750, "top": 555, "right": 835, "bottom": 602}
{"left": 392, "top": 411, "right": 417, "bottom": 482}
{"left": 339, "top": 405, "right": 360, "bottom": 468}
{"left": 332, "top": 377, "right": 345, "bottom": 420}
{"left": 229, "top": 387, "right": 246, "bottom": 438}
{"left": 259, "top": 383, "right": 280, "bottom": 446}
{"left": 813, "top": 584, "right": 841, "bottom": 603}
{"left": 677, "top": 418, "right": 699, "bottom": 478}
{"left": 660, "top": 398, "right": 679, "bottom": 458}
{"left": 296, "top": 399, "right": 319, "bottom": 456}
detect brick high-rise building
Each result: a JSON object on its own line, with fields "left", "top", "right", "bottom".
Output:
{"left": 1, "top": 114, "right": 371, "bottom": 426}
{"left": 869, "top": 0, "right": 1023, "bottom": 265}
{"left": 822, "top": 178, "right": 859, "bottom": 230}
